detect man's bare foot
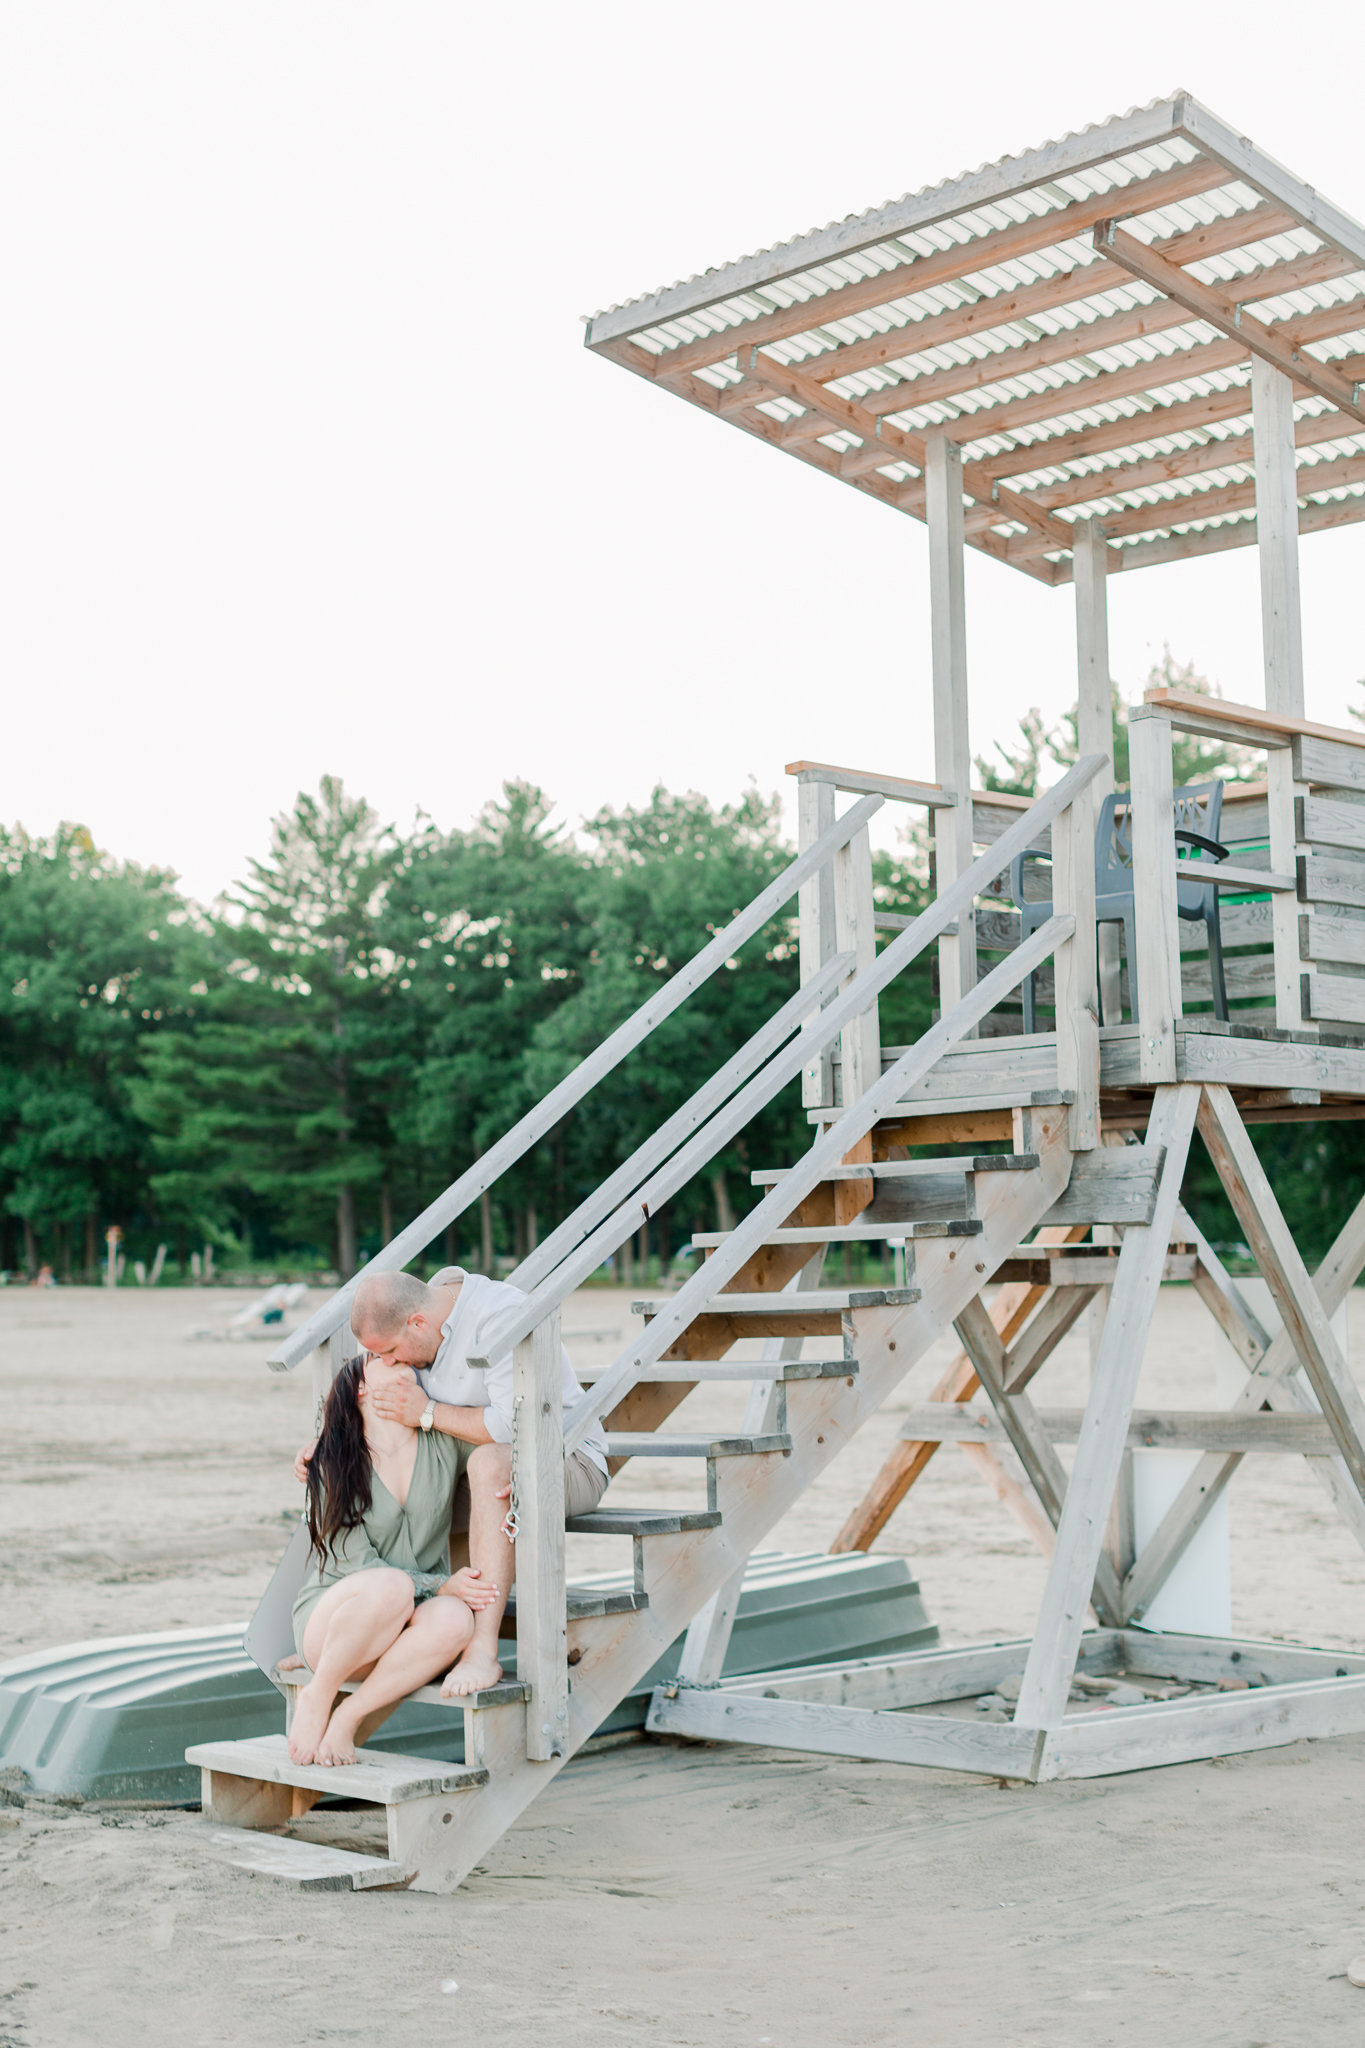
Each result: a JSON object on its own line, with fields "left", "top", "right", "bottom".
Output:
{"left": 287, "top": 1677, "right": 335, "bottom": 1764}
{"left": 441, "top": 1647, "right": 503, "bottom": 1698}
{"left": 314, "top": 1710, "right": 361, "bottom": 1767}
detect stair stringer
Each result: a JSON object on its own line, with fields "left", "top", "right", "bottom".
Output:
{"left": 421, "top": 1103, "right": 1077, "bottom": 1890}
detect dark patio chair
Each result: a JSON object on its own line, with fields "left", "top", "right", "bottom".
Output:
{"left": 1010, "top": 779, "right": 1230, "bottom": 1032}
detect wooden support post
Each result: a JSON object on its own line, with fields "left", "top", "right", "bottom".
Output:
{"left": 1013, "top": 1085, "right": 1199, "bottom": 1731}
{"left": 1127, "top": 708, "right": 1182, "bottom": 1081}
{"left": 1073, "top": 518, "right": 1121, "bottom": 1023}
{"left": 832, "top": 824, "right": 881, "bottom": 1107}
{"left": 513, "top": 1310, "right": 568, "bottom": 1761}
{"left": 1252, "top": 358, "right": 1312, "bottom": 1033}
{"left": 1196, "top": 1086, "right": 1365, "bottom": 1500}
{"left": 1052, "top": 771, "right": 1101, "bottom": 1149}
{"left": 925, "top": 432, "right": 976, "bottom": 1017}
{"left": 798, "top": 777, "right": 838, "bottom": 1109}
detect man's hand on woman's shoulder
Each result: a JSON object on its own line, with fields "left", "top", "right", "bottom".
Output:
{"left": 294, "top": 1439, "right": 317, "bottom": 1484}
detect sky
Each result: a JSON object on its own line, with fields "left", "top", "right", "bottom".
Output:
{"left": 3, "top": 3, "right": 1365, "bottom": 903}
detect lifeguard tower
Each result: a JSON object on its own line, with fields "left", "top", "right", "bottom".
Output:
{"left": 189, "top": 95, "right": 1365, "bottom": 1891}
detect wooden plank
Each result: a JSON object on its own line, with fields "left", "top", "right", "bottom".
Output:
{"left": 1013, "top": 1085, "right": 1200, "bottom": 1731}
{"left": 1098, "top": 222, "right": 1365, "bottom": 427}
{"left": 1298, "top": 795, "right": 1365, "bottom": 854}
{"left": 896, "top": 1404, "right": 1338, "bottom": 1453}
{"left": 1001, "top": 1287, "right": 1096, "bottom": 1394}
{"left": 1039, "top": 1150, "right": 1161, "bottom": 1226}
{"left": 1300, "top": 908, "right": 1365, "bottom": 968}
{"left": 798, "top": 777, "right": 837, "bottom": 1110}
{"left": 1039, "top": 1674, "right": 1365, "bottom": 1781}
{"left": 927, "top": 432, "right": 978, "bottom": 1017}
{"left": 1197, "top": 1084, "right": 1365, "bottom": 1502}
{"left": 1178, "top": 1202, "right": 1273, "bottom": 1371}
{"left": 1299, "top": 853, "right": 1365, "bottom": 912}
{"left": 513, "top": 1311, "right": 568, "bottom": 1762}
{"left": 1294, "top": 733, "right": 1365, "bottom": 792}
{"left": 670, "top": 1633, "right": 1123, "bottom": 1711}
{"left": 1053, "top": 737, "right": 1102, "bottom": 1144}
{"left": 1118, "top": 1630, "right": 1365, "bottom": 1685}
{"left": 268, "top": 792, "right": 883, "bottom": 1371}
{"left": 646, "top": 1684, "right": 1044, "bottom": 1778}
{"left": 833, "top": 824, "right": 881, "bottom": 1104}
{"left": 994, "top": 1253, "right": 1195, "bottom": 1286}
{"left": 787, "top": 760, "right": 952, "bottom": 808}
{"left": 1179, "top": 860, "right": 1295, "bottom": 892}
{"left": 1303, "top": 970, "right": 1365, "bottom": 1026}
{"left": 1128, "top": 709, "right": 1183, "bottom": 1081}
{"left": 1145, "top": 689, "right": 1365, "bottom": 754}
{"left": 185, "top": 1735, "right": 488, "bottom": 1806}
{"left": 1178, "top": 97, "right": 1365, "bottom": 274}
{"left": 187, "top": 1824, "right": 415, "bottom": 1892}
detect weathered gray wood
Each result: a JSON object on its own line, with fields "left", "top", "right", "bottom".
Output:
{"left": 1197, "top": 1085, "right": 1365, "bottom": 1502}
{"left": 1014, "top": 1086, "right": 1200, "bottom": 1730}
{"left": 1299, "top": 853, "right": 1365, "bottom": 912}
{"left": 896, "top": 1403, "right": 1339, "bottom": 1453}
{"left": 798, "top": 776, "right": 837, "bottom": 1108}
{"left": 833, "top": 823, "right": 881, "bottom": 1104}
{"left": 1038, "top": 1674, "right": 1365, "bottom": 1781}
{"left": 647, "top": 1684, "right": 1044, "bottom": 1778}
{"left": 1293, "top": 732, "right": 1365, "bottom": 792}
{"left": 994, "top": 1251, "right": 1195, "bottom": 1287}
{"left": 1298, "top": 794, "right": 1365, "bottom": 854}
{"left": 515, "top": 1310, "right": 569, "bottom": 1761}
{"left": 1299, "top": 907, "right": 1365, "bottom": 969}
{"left": 185, "top": 1735, "right": 489, "bottom": 1805}
{"left": 690, "top": 1220, "right": 978, "bottom": 1247}
{"left": 684, "top": 1633, "right": 1124, "bottom": 1710}
{"left": 927, "top": 432, "right": 977, "bottom": 1015}
{"left": 604, "top": 1432, "right": 790, "bottom": 1458}
{"left": 750, "top": 1154, "right": 1038, "bottom": 1185}
{"left": 1128, "top": 710, "right": 1183, "bottom": 1079}
{"left": 269, "top": 793, "right": 884, "bottom": 1370}
{"left": 1177, "top": 1202, "right": 1272, "bottom": 1371}
{"left": 789, "top": 761, "right": 953, "bottom": 808}
{"left": 187, "top": 1824, "right": 415, "bottom": 1892}
{"left": 1101, "top": 1027, "right": 1365, "bottom": 1096}
{"left": 1182, "top": 859, "right": 1295, "bottom": 892}
{"left": 1039, "top": 1149, "right": 1161, "bottom": 1225}
{"left": 1302, "top": 969, "right": 1365, "bottom": 1026}
{"left": 1118, "top": 1630, "right": 1365, "bottom": 1685}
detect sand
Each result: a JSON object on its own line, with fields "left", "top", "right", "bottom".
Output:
{"left": 5, "top": 1280, "right": 1365, "bottom": 2045}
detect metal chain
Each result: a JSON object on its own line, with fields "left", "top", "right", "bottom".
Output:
{"left": 501, "top": 1392, "right": 522, "bottom": 1543}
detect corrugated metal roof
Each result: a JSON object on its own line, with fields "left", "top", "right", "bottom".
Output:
{"left": 586, "top": 98, "right": 1365, "bottom": 583}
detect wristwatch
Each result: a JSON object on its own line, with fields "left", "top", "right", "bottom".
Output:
{"left": 419, "top": 1400, "right": 436, "bottom": 1433}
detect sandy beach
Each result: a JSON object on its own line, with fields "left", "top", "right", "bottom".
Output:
{"left": 5, "top": 1280, "right": 1365, "bottom": 2045}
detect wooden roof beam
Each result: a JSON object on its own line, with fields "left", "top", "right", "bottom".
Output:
{"left": 1049, "top": 493, "right": 1365, "bottom": 578}
{"left": 1010, "top": 452, "right": 1365, "bottom": 557}
{"left": 1096, "top": 221, "right": 1365, "bottom": 428}
{"left": 1023, "top": 408, "right": 1361, "bottom": 512}
{"left": 643, "top": 159, "right": 1233, "bottom": 382}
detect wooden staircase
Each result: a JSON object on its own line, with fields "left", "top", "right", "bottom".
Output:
{"left": 195, "top": 758, "right": 1111, "bottom": 1889}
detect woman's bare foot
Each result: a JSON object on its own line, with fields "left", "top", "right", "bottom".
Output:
{"left": 277, "top": 1655, "right": 305, "bottom": 1672}
{"left": 314, "top": 1707, "right": 362, "bottom": 1767}
{"left": 287, "top": 1677, "right": 336, "bottom": 1764}
{"left": 440, "top": 1646, "right": 502, "bottom": 1698}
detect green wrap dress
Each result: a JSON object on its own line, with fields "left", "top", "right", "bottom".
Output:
{"left": 291, "top": 1429, "right": 460, "bottom": 1655}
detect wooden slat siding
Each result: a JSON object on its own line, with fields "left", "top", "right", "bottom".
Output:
{"left": 639, "top": 159, "right": 1232, "bottom": 381}
{"left": 1302, "top": 972, "right": 1365, "bottom": 1026}
{"left": 1298, "top": 853, "right": 1365, "bottom": 911}
{"left": 798, "top": 778, "right": 837, "bottom": 1109}
{"left": 1299, "top": 909, "right": 1365, "bottom": 970}
{"left": 1102, "top": 1028, "right": 1365, "bottom": 1096}
{"left": 1298, "top": 795, "right": 1365, "bottom": 854}
{"left": 1127, "top": 709, "right": 1182, "bottom": 1081}
{"left": 1014, "top": 1085, "right": 1201, "bottom": 1733}
{"left": 1293, "top": 733, "right": 1365, "bottom": 790}
{"left": 804, "top": 203, "right": 1307, "bottom": 391}
{"left": 1198, "top": 1085, "right": 1365, "bottom": 1502}
{"left": 1098, "top": 222, "right": 1365, "bottom": 427}
{"left": 897, "top": 1404, "right": 1343, "bottom": 1453}
{"left": 1038, "top": 1676, "right": 1365, "bottom": 1782}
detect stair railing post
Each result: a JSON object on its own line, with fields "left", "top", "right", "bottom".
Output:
{"left": 1051, "top": 782, "right": 1100, "bottom": 1150}
{"left": 797, "top": 773, "right": 838, "bottom": 1111}
{"left": 513, "top": 1307, "right": 569, "bottom": 1761}
{"left": 831, "top": 823, "right": 881, "bottom": 1107}
{"left": 1128, "top": 706, "right": 1182, "bottom": 1084}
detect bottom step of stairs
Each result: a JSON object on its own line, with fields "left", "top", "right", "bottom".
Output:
{"left": 188, "top": 1822, "right": 415, "bottom": 1892}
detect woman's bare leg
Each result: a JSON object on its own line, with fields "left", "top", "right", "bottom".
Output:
{"left": 291, "top": 1570, "right": 415, "bottom": 1763}
{"left": 316, "top": 1597, "right": 476, "bottom": 1765}
{"left": 441, "top": 1442, "right": 514, "bottom": 1697}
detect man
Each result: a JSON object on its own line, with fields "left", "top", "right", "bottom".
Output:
{"left": 326, "top": 1265, "right": 608, "bottom": 1697}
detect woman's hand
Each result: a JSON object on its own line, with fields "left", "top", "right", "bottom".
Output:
{"left": 294, "top": 1439, "right": 317, "bottom": 1484}
{"left": 440, "top": 1566, "right": 500, "bottom": 1611}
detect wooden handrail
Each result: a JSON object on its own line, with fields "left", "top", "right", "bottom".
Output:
{"left": 1144, "top": 689, "right": 1365, "bottom": 751}
{"left": 786, "top": 759, "right": 955, "bottom": 807}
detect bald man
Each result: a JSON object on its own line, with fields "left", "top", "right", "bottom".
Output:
{"left": 342, "top": 1266, "right": 608, "bottom": 1697}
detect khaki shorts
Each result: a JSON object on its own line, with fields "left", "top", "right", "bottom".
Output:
{"left": 449, "top": 1446, "right": 608, "bottom": 1532}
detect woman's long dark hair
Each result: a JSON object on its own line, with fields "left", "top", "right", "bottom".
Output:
{"left": 305, "top": 1355, "right": 373, "bottom": 1564}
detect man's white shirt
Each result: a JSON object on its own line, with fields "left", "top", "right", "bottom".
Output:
{"left": 416, "top": 1265, "right": 609, "bottom": 1476}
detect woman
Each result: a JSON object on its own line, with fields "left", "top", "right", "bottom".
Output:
{"left": 286, "top": 1353, "right": 497, "bottom": 1767}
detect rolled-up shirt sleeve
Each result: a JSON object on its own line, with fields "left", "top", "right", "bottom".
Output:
{"left": 473, "top": 1304, "right": 578, "bottom": 1445}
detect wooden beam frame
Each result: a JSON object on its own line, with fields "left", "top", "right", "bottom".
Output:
{"left": 1097, "top": 222, "right": 1365, "bottom": 428}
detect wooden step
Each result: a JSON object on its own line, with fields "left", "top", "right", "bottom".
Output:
{"left": 577, "top": 1358, "right": 856, "bottom": 1385}
{"left": 689, "top": 1220, "right": 982, "bottom": 1248}
{"left": 604, "top": 1432, "right": 792, "bottom": 1459}
{"left": 994, "top": 1250, "right": 1198, "bottom": 1286}
{"left": 749, "top": 1153, "right": 1039, "bottom": 1185}
{"left": 631, "top": 1286, "right": 918, "bottom": 1317}
{"left": 188, "top": 1733, "right": 488, "bottom": 1805}
{"left": 274, "top": 1665, "right": 529, "bottom": 1710}
{"left": 510, "top": 1584, "right": 647, "bottom": 1619}
{"left": 566, "top": 1507, "right": 723, "bottom": 1535}
{"left": 189, "top": 1822, "right": 415, "bottom": 1892}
